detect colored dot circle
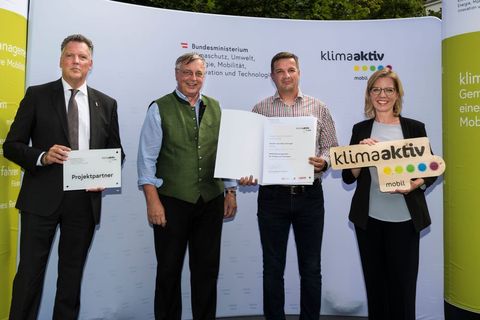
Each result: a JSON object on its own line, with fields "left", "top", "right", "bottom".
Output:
{"left": 383, "top": 167, "right": 392, "bottom": 175}
{"left": 430, "top": 162, "right": 439, "bottom": 171}
{"left": 378, "top": 65, "right": 384, "bottom": 70}
{"left": 362, "top": 65, "right": 368, "bottom": 71}
{"left": 406, "top": 164, "right": 415, "bottom": 173}
{"left": 370, "top": 65, "right": 376, "bottom": 71}
{"left": 395, "top": 166, "right": 403, "bottom": 174}
{"left": 354, "top": 65, "right": 360, "bottom": 71}
{"left": 418, "top": 163, "right": 427, "bottom": 172}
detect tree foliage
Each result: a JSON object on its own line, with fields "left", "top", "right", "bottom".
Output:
{"left": 111, "top": 0, "right": 440, "bottom": 20}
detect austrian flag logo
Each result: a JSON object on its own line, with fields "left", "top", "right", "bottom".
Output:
{"left": 181, "top": 42, "right": 189, "bottom": 48}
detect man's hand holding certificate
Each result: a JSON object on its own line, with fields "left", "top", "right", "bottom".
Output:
{"left": 63, "top": 148, "right": 122, "bottom": 191}
{"left": 214, "top": 110, "right": 317, "bottom": 185}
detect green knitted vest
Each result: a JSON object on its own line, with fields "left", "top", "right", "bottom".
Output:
{"left": 155, "top": 92, "right": 223, "bottom": 203}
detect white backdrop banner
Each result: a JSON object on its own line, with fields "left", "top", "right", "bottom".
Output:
{"left": 25, "top": 0, "right": 442, "bottom": 319}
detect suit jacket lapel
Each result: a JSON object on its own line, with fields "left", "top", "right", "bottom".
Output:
{"left": 399, "top": 116, "right": 412, "bottom": 139}
{"left": 52, "top": 79, "right": 70, "bottom": 144}
{"left": 365, "top": 119, "right": 374, "bottom": 138}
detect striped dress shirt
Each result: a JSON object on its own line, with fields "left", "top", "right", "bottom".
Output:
{"left": 253, "top": 90, "right": 338, "bottom": 179}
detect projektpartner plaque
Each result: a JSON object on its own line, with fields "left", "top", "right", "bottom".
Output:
{"left": 63, "top": 148, "right": 122, "bottom": 191}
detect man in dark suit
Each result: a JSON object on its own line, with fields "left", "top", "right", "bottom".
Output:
{"left": 3, "top": 34, "right": 123, "bottom": 320}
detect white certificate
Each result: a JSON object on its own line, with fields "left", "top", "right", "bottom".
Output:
{"left": 63, "top": 148, "right": 122, "bottom": 191}
{"left": 262, "top": 116, "right": 317, "bottom": 185}
{"left": 214, "top": 109, "right": 316, "bottom": 185}
{"left": 214, "top": 110, "right": 264, "bottom": 180}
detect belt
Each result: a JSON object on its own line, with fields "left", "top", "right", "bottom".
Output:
{"left": 262, "top": 179, "right": 320, "bottom": 195}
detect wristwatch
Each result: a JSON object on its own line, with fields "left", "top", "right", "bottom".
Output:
{"left": 321, "top": 161, "right": 328, "bottom": 172}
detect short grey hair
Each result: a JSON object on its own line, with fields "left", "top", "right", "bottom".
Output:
{"left": 61, "top": 34, "right": 94, "bottom": 54}
{"left": 175, "top": 52, "right": 206, "bottom": 69}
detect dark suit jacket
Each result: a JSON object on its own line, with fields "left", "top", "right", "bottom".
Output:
{"left": 3, "top": 79, "right": 124, "bottom": 224}
{"left": 341, "top": 117, "right": 436, "bottom": 232}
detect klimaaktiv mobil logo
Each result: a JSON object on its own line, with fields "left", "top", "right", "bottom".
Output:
{"left": 329, "top": 137, "right": 445, "bottom": 192}
{"left": 319, "top": 50, "right": 388, "bottom": 79}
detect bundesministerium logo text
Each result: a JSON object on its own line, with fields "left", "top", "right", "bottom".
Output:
{"left": 329, "top": 137, "right": 445, "bottom": 192}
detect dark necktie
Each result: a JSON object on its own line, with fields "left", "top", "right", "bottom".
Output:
{"left": 68, "top": 89, "right": 79, "bottom": 150}
{"left": 199, "top": 101, "right": 206, "bottom": 124}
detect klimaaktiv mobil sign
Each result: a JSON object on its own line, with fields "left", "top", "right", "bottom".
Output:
{"left": 330, "top": 137, "right": 445, "bottom": 192}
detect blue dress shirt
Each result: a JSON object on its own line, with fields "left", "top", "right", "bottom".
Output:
{"left": 137, "top": 89, "right": 236, "bottom": 189}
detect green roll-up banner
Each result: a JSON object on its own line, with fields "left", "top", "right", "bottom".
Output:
{"left": 443, "top": 1, "right": 480, "bottom": 315}
{"left": 0, "top": 2, "right": 28, "bottom": 318}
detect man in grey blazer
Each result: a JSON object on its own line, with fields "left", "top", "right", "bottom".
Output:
{"left": 3, "top": 34, "right": 124, "bottom": 320}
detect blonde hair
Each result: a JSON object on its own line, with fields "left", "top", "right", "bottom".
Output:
{"left": 364, "top": 67, "right": 404, "bottom": 118}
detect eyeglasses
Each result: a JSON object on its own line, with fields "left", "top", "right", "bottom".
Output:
{"left": 177, "top": 69, "right": 205, "bottom": 78}
{"left": 370, "top": 87, "right": 396, "bottom": 96}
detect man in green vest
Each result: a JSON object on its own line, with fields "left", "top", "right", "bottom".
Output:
{"left": 137, "top": 52, "right": 237, "bottom": 320}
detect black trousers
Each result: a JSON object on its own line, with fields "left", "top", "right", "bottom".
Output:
{"left": 9, "top": 191, "right": 96, "bottom": 320}
{"left": 355, "top": 217, "right": 420, "bottom": 320}
{"left": 153, "top": 194, "right": 224, "bottom": 320}
{"left": 258, "top": 182, "right": 324, "bottom": 320}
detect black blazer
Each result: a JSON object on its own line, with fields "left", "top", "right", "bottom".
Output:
{"left": 3, "top": 79, "right": 124, "bottom": 224}
{"left": 341, "top": 117, "right": 436, "bottom": 232}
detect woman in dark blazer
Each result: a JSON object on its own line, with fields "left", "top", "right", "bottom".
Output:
{"left": 342, "top": 68, "right": 437, "bottom": 320}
